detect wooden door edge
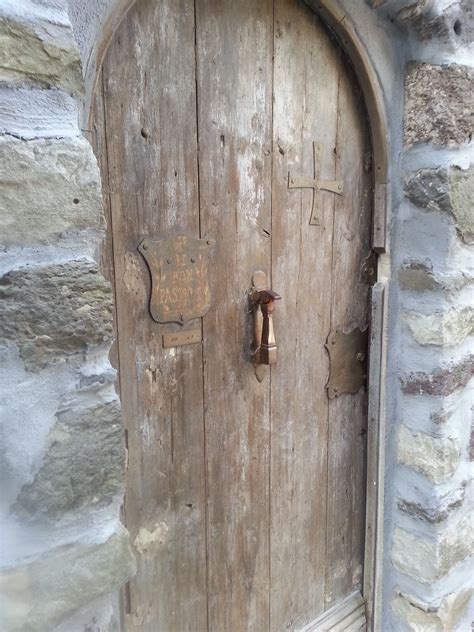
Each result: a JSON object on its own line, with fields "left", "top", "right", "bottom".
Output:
{"left": 296, "top": 591, "right": 366, "bottom": 631}
{"left": 363, "top": 281, "right": 388, "bottom": 631}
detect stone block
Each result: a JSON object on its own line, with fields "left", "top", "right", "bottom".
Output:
{"left": 0, "top": 87, "right": 78, "bottom": 139}
{"left": 397, "top": 425, "right": 460, "bottom": 483}
{"left": 404, "top": 307, "right": 474, "bottom": 346}
{"left": 52, "top": 596, "right": 120, "bottom": 632}
{"left": 0, "top": 136, "right": 103, "bottom": 246}
{"left": 0, "top": 5, "right": 82, "bottom": 93}
{"left": 405, "top": 63, "right": 474, "bottom": 146}
{"left": 405, "top": 165, "right": 474, "bottom": 244}
{"left": 0, "top": 260, "right": 114, "bottom": 371}
{"left": 398, "top": 483, "right": 466, "bottom": 524}
{"left": 392, "top": 587, "right": 472, "bottom": 631}
{"left": 401, "top": 354, "right": 473, "bottom": 396}
{"left": 393, "top": 514, "right": 474, "bottom": 582}
{"left": 398, "top": 259, "right": 474, "bottom": 294}
{"left": 397, "top": 0, "right": 473, "bottom": 47}
{"left": 449, "top": 165, "right": 474, "bottom": 244}
{"left": 0, "top": 526, "right": 135, "bottom": 632}
{"left": 15, "top": 401, "right": 124, "bottom": 519}
{"left": 398, "top": 259, "right": 442, "bottom": 292}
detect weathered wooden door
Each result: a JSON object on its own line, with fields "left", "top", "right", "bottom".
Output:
{"left": 92, "top": 0, "right": 372, "bottom": 629}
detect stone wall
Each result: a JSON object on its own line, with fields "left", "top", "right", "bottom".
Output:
{"left": 369, "top": 1, "right": 474, "bottom": 629}
{"left": 0, "top": 2, "right": 134, "bottom": 631}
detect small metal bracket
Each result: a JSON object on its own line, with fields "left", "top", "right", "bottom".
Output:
{"left": 325, "top": 326, "right": 368, "bottom": 399}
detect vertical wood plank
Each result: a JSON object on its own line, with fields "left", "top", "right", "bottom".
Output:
{"left": 90, "top": 70, "right": 120, "bottom": 373}
{"left": 324, "top": 61, "right": 372, "bottom": 609}
{"left": 100, "top": 1, "right": 208, "bottom": 629}
{"left": 270, "top": 1, "right": 340, "bottom": 628}
{"left": 195, "top": 1, "right": 274, "bottom": 629}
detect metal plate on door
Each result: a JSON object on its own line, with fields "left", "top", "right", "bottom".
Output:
{"left": 325, "top": 326, "right": 368, "bottom": 399}
{"left": 138, "top": 235, "right": 215, "bottom": 325}
{"left": 162, "top": 329, "right": 202, "bottom": 348}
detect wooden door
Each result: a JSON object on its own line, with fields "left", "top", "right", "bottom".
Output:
{"left": 91, "top": 0, "right": 372, "bottom": 630}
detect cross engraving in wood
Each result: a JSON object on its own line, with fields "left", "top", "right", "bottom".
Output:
{"left": 288, "top": 142, "right": 343, "bottom": 226}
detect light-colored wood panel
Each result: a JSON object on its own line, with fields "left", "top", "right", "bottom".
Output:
{"left": 90, "top": 71, "right": 120, "bottom": 373}
{"left": 195, "top": 1, "right": 273, "bottom": 629}
{"left": 298, "top": 590, "right": 365, "bottom": 631}
{"left": 325, "top": 58, "right": 372, "bottom": 609}
{"left": 100, "top": 1, "right": 208, "bottom": 629}
{"left": 92, "top": 1, "right": 374, "bottom": 629}
{"left": 270, "top": 1, "right": 340, "bottom": 628}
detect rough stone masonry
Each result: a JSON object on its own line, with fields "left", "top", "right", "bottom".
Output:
{"left": 0, "top": 0, "right": 472, "bottom": 631}
{"left": 0, "top": 1, "right": 135, "bottom": 631}
{"left": 372, "top": 1, "right": 474, "bottom": 629}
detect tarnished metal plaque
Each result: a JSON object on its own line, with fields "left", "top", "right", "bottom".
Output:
{"left": 325, "top": 326, "right": 368, "bottom": 399}
{"left": 138, "top": 235, "right": 215, "bottom": 325}
{"left": 162, "top": 329, "right": 201, "bottom": 348}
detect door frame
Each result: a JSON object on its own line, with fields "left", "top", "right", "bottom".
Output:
{"left": 86, "top": 2, "right": 389, "bottom": 629}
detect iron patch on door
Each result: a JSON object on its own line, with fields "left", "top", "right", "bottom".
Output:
{"left": 138, "top": 235, "right": 215, "bottom": 325}
{"left": 325, "top": 326, "right": 368, "bottom": 399}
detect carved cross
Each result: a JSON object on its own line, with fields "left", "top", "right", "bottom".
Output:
{"left": 288, "top": 142, "right": 343, "bottom": 226}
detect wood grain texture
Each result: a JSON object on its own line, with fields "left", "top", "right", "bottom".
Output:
{"left": 324, "top": 58, "right": 372, "bottom": 609}
{"left": 100, "top": 1, "right": 208, "bottom": 629}
{"left": 91, "top": 1, "right": 373, "bottom": 629}
{"left": 270, "top": 1, "right": 339, "bottom": 628}
{"left": 364, "top": 282, "right": 386, "bottom": 632}
{"left": 195, "top": 1, "right": 273, "bottom": 628}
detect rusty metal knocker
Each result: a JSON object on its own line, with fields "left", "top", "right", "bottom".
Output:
{"left": 250, "top": 271, "right": 281, "bottom": 366}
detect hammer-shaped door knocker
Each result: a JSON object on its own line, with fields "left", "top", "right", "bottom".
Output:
{"left": 250, "top": 271, "right": 281, "bottom": 367}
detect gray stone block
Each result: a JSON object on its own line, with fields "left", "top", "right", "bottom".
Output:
{"left": 0, "top": 7, "right": 83, "bottom": 93}
{"left": 403, "top": 307, "right": 474, "bottom": 347}
{"left": 0, "top": 260, "right": 114, "bottom": 371}
{"left": 393, "top": 515, "right": 474, "bottom": 582}
{"left": 14, "top": 401, "right": 124, "bottom": 519}
{"left": 401, "top": 354, "right": 474, "bottom": 396}
{"left": 398, "top": 483, "right": 466, "bottom": 524}
{"left": 405, "top": 63, "right": 474, "bottom": 146}
{"left": 0, "top": 526, "right": 135, "bottom": 632}
{"left": 392, "top": 587, "right": 472, "bottom": 631}
{"left": 405, "top": 165, "right": 474, "bottom": 244}
{"left": 397, "top": 425, "right": 460, "bottom": 483}
{"left": 0, "top": 136, "right": 103, "bottom": 247}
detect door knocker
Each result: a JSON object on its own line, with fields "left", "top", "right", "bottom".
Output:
{"left": 250, "top": 271, "right": 281, "bottom": 368}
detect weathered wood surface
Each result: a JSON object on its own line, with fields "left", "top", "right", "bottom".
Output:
{"left": 195, "top": 1, "right": 273, "bottom": 629}
{"left": 270, "top": 1, "right": 338, "bottom": 628}
{"left": 99, "top": 1, "right": 208, "bottom": 629}
{"left": 91, "top": 0, "right": 372, "bottom": 629}
{"left": 324, "top": 64, "right": 372, "bottom": 608}
{"left": 364, "top": 282, "right": 386, "bottom": 632}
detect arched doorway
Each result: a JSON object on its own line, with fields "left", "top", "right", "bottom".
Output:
{"left": 90, "top": 0, "right": 384, "bottom": 628}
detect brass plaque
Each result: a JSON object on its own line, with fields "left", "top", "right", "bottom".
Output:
{"left": 162, "top": 329, "right": 202, "bottom": 348}
{"left": 325, "top": 326, "right": 368, "bottom": 399}
{"left": 138, "top": 235, "right": 215, "bottom": 325}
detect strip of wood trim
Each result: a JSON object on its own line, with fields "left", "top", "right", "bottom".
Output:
{"left": 305, "top": 0, "right": 389, "bottom": 253}
{"left": 297, "top": 591, "right": 366, "bottom": 631}
{"left": 363, "top": 282, "right": 387, "bottom": 631}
